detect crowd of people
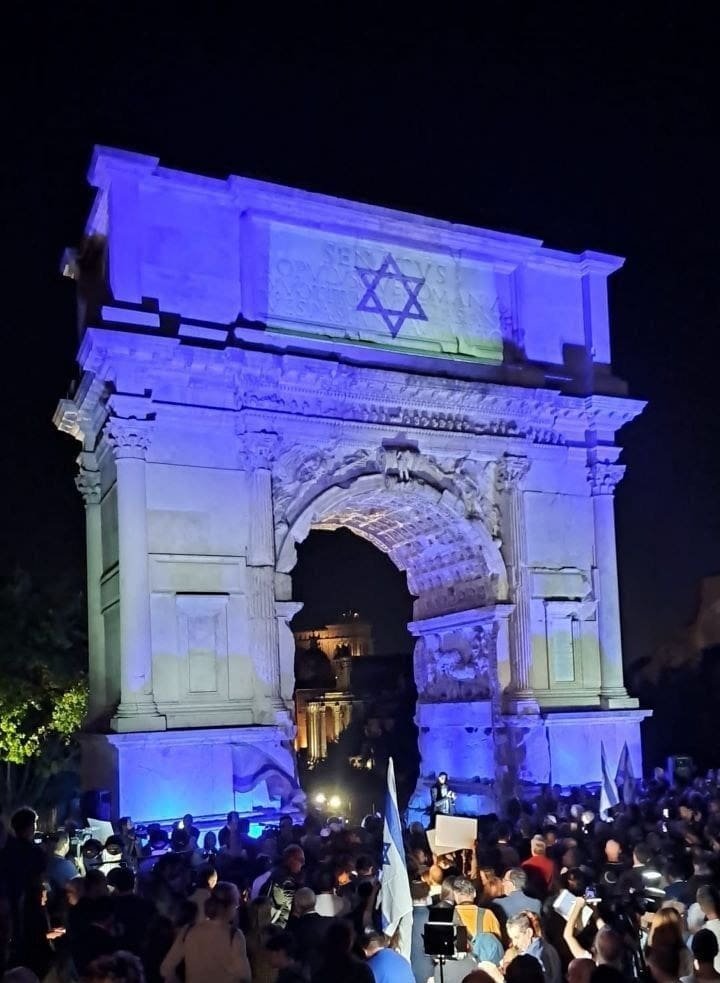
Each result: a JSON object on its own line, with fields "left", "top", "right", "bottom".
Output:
{"left": 3, "top": 768, "right": 720, "bottom": 983}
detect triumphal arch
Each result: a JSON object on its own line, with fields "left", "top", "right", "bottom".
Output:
{"left": 55, "top": 147, "right": 649, "bottom": 823}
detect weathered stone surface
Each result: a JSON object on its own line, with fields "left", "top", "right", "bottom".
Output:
{"left": 54, "top": 148, "right": 648, "bottom": 820}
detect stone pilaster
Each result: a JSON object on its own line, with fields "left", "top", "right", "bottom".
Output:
{"left": 588, "top": 460, "right": 638, "bottom": 708}
{"left": 275, "top": 600, "right": 303, "bottom": 708}
{"left": 238, "top": 433, "right": 283, "bottom": 714}
{"left": 75, "top": 454, "right": 106, "bottom": 724}
{"left": 103, "top": 417, "right": 164, "bottom": 732}
{"left": 497, "top": 455, "right": 538, "bottom": 713}
{"left": 238, "top": 433, "right": 278, "bottom": 567}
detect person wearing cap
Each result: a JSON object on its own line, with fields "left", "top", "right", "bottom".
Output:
{"left": 361, "top": 928, "right": 415, "bottom": 982}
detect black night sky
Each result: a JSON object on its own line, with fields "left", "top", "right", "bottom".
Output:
{"left": 2, "top": 8, "right": 720, "bottom": 681}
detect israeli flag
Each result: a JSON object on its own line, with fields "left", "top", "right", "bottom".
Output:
{"left": 600, "top": 741, "right": 620, "bottom": 820}
{"left": 615, "top": 741, "right": 637, "bottom": 805}
{"left": 380, "top": 757, "right": 413, "bottom": 959}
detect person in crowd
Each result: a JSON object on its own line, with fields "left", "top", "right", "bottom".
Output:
{"left": 185, "top": 863, "right": 217, "bottom": 925}
{"left": 683, "top": 928, "right": 720, "bottom": 983}
{"left": 243, "top": 898, "right": 274, "bottom": 983}
{"left": 521, "top": 837, "right": 556, "bottom": 900}
{"left": 15, "top": 879, "right": 63, "bottom": 980}
{"left": 258, "top": 844, "right": 306, "bottom": 927}
{"left": 84, "top": 949, "right": 147, "bottom": 983}
{"left": 598, "top": 839, "right": 627, "bottom": 901}
{"left": 503, "top": 912, "right": 562, "bottom": 983}
{"left": 107, "top": 867, "right": 156, "bottom": 957}
{"left": 647, "top": 907, "right": 694, "bottom": 977}
{"left": 694, "top": 887, "right": 720, "bottom": 970}
{"left": 44, "top": 833, "right": 77, "bottom": 897}
{"left": 562, "top": 897, "right": 624, "bottom": 973}
{"left": 618, "top": 842, "right": 658, "bottom": 896}
{"left": 647, "top": 944, "right": 682, "bottom": 983}
{"left": 286, "top": 887, "right": 326, "bottom": 974}
{"left": 453, "top": 877, "right": 504, "bottom": 964}
{"left": 312, "top": 867, "right": 349, "bottom": 918}
{"left": 504, "top": 954, "right": 546, "bottom": 983}
{"left": 311, "top": 919, "right": 374, "bottom": 983}
{"left": 410, "top": 878, "right": 434, "bottom": 983}
{"left": 665, "top": 859, "right": 692, "bottom": 906}
{"left": 1, "top": 970, "right": 41, "bottom": 983}
{"left": 71, "top": 895, "right": 118, "bottom": 976}
{"left": 159, "top": 881, "right": 250, "bottom": 983}
{"left": 1, "top": 807, "right": 46, "bottom": 960}
{"left": 495, "top": 823, "right": 520, "bottom": 870}
{"left": 265, "top": 930, "right": 307, "bottom": 983}
{"left": 494, "top": 869, "right": 543, "bottom": 921}
{"left": 567, "top": 957, "right": 596, "bottom": 983}
{"left": 431, "top": 772, "right": 456, "bottom": 818}
{"left": 361, "top": 928, "right": 415, "bottom": 983}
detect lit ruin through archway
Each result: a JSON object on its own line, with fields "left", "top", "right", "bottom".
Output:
{"left": 275, "top": 461, "right": 515, "bottom": 816}
{"left": 55, "top": 147, "right": 649, "bottom": 823}
{"left": 290, "top": 527, "right": 417, "bottom": 817}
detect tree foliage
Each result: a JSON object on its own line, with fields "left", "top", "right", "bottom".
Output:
{"left": 0, "top": 572, "right": 87, "bottom": 810}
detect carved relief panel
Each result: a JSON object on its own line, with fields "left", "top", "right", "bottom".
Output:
{"left": 414, "top": 622, "right": 497, "bottom": 703}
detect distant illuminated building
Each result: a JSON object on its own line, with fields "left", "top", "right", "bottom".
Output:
{"left": 294, "top": 613, "right": 374, "bottom": 660}
{"left": 294, "top": 642, "right": 358, "bottom": 766}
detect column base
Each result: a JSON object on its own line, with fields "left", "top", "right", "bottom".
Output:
{"left": 504, "top": 692, "right": 540, "bottom": 714}
{"left": 81, "top": 725, "right": 305, "bottom": 824}
{"left": 543, "top": 708, "right": 651, "bottom": 786}
{"left": 600, "top": 690, "right": 639, "bottom": 710}
{"left": 111, "top": 709, "right": 166, "bottom": 733}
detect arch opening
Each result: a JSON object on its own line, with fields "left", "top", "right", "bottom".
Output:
{"left": 279, "top": 470, "right": 510, "bottom": 818}
{"left": 277, "top": 472, "right": 507, "bottom": 621}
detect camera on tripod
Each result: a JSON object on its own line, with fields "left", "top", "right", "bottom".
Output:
{"left": 423, "top": 905, "right": 469, "bottom": 957}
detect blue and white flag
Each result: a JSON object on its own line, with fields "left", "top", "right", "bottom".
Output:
{"left": 615, "top": 741, "right": 637, "bottom": 805}
{"left": 380, "top": 757, "right": 413, "bottom": 958}
{"left": 600, "top": 741, "right": 620, "bottom": 820}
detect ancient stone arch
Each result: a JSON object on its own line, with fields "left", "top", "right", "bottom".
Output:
{"left": 55, "top": 147, "right": 649, "bottom": 823}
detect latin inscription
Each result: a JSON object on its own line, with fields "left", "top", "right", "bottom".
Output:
{"left": 262, "top": 227, "right": 507, "bottom": 360}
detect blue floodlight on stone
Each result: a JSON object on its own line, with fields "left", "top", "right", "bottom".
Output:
{"left": 54, "top": 147, "right": 649, "bottom": 825}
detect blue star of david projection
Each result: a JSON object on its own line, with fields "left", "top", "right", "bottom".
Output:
{"left": 382, "top": 841, "right": 391, "bottom": 866}
{"left": 356, "top": 253, "right": 428, "bottom": 337}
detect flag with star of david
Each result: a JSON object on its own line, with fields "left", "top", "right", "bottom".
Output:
{"left": 379, "top": 757, "right": 413, "bottom": 958}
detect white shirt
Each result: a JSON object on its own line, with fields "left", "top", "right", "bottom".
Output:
{"left": 314, "top": 891, "right": 349, "bottom": 917}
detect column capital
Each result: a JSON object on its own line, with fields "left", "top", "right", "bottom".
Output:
{"left": 587, "top": 461, "right": 625, "bottom": 496}
{"left": 237, "top": 432, "right": 279, "bottom": 471}
{"left": 104, "top": 417, "right": 154, "bottom": 460}
{"left": 496, "top": 455, "right": 531, "bottom": 493}
{"left": 75, "top": 468, "right": 102, "bottom": 506}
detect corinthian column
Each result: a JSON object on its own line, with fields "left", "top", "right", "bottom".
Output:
{"left": 104, "top": 417, "right": 163, "bottom": 732}
{"left": 497, "top": 455, "right": 538, "bottom": 713}
{"left": 76, "top": 454, "right": 106, "bottom": 724}
{"left": 588, "top": 460, "right": 638, "bottom": 709}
